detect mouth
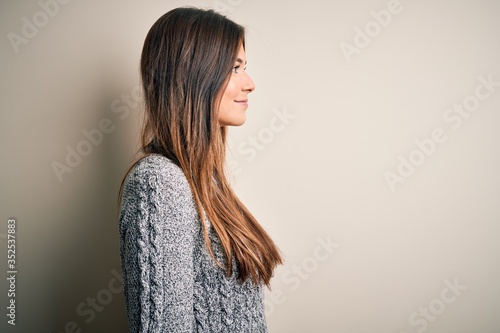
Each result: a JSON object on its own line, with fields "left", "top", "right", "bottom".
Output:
{"left": 234, "top": 99, "right": 248, "bottom": 105}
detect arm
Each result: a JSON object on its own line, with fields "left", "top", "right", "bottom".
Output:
{"left": 119, "top": 158, "right": 196, "bottom": 332}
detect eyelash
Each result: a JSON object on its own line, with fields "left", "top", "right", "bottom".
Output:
{"left": 232, "top": 65, "right": 246, "bottom": 74}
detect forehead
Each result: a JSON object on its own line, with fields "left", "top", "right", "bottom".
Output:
{"left": 235, "top": 44, "right": 247, "bottom": 63}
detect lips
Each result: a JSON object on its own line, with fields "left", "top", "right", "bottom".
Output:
{"left": 234, "top": 99, "right": 248, "bottom": 103}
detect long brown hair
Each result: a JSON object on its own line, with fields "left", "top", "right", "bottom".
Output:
{"left": 118, "top": 7, "right": 282, "bottom": 286}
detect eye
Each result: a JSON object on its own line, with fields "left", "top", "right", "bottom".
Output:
{"left": 232, "top": 65, "right": 247, "bottom": 74}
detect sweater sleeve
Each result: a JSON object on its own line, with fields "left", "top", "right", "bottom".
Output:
{"left": 119, "top": 158, "right": 196, "bottom": 333}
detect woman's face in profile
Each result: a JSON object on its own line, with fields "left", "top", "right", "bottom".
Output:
{"left": 217, "top": 44, "right": 256, "bottom": 127}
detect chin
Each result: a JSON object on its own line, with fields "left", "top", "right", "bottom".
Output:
{"left": 220, "top": 115, "right": 246, "bottom": 127}
{"left": 231, "top": 117, "right": 246, "bottom": 126}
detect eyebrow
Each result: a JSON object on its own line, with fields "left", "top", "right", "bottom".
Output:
{"left": 235, "top": 58, "right": 247, "bottom": 65}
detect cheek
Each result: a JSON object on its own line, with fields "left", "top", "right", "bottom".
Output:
{"left": 222, "top": 79, "right": 238, "bottom": 101}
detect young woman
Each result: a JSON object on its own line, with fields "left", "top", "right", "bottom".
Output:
{"left": 118, "top": 7, "right": 282, "bottom": 332}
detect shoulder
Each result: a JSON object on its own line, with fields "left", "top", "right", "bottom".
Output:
{"left": 123, "top": 154, "right": 189, "bottom": 195}
{"left": 128, "top": 154, "right": 185, "bottom": 184}
{"left": 119, "top": 154, "right": 200, "bottom": 232}
{"left": 120, "top": 154, "right": 196, "bottom": 213}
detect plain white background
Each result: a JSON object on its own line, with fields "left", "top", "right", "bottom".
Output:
{"left": 1, "top": 0, "right": 499, "bottom": 332}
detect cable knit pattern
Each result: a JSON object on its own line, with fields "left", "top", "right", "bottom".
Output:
{"left": 119, "top": 154, "right": 268, "bottom": 333}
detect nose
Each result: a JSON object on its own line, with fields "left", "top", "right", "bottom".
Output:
{"left": 243, "top": 71, "right": 255, "bottom": 93}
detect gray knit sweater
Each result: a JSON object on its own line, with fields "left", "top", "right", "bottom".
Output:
{"left": 118, "top": 154, "right": 268, "bottom": 332}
